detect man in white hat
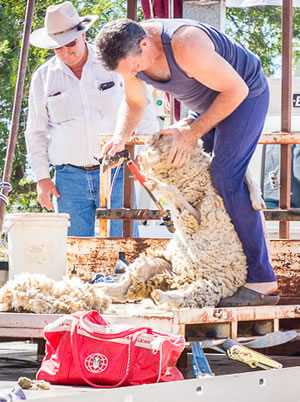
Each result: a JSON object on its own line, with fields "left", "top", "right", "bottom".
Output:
{"left": 25, "top": 2, "right": 159, "bottom": 237}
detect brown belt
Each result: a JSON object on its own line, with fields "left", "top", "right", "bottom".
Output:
{"left": 68, "top": 164, "right": 100, "bottom": 171}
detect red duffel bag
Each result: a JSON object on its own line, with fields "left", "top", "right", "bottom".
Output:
{"left": 36, "top": 310, "right": 185, "bottom": 387}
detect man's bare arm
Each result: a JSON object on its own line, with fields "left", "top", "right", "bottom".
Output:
{"left": 102, "top": 74, "right": 148, "bottom": 157}
{"left": 175, "top": 26, "right": 249, "bottom": 136}
{"left": 162, "top": 26, "right": 249, "bottom": 167}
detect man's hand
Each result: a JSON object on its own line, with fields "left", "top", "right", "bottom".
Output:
{"left": 100, "top": 137, "right": 127, "bottom": 170}
{"left": 101, "top": 137, "right": 126, "bottom": 158}
{"left": 160, "top": 124, "right": 198, "bottom": 168}
{"left": 37, "top": 178, "right": 60, "bottom": 211}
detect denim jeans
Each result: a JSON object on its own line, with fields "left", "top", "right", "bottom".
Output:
{"left": 54, "top": 164, "right": 139, "bottom": 237}
{"left": 263, "top": 144, "right": 300, "bottom": 208}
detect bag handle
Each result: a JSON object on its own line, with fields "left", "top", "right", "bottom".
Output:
{"left": 70, "top": 316, "right": 136, "bottom": 388}
{"left": 78, "top": 310, "right": 153, "bottom": 340}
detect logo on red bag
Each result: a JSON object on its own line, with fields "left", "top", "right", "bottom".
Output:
{"left": 85, "top": 353, "right": 108, "bottom": 373}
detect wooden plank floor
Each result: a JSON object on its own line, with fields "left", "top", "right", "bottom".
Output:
{"left": 0, "top": 238, "right": 299, "bottom": 350}
{"left": 0, "top": 304, "right": 299, "bottom": 341}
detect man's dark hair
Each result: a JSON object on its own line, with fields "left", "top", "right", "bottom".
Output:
{"left": 95, "top": 18, "right": 147, "bottom": 71}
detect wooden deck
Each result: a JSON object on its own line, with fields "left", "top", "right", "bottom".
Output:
{"left": 1, "top": 237, "right": 299, "bottom": 353}
{"left": 0, "top": 304, "right": 299, "bottom": 342}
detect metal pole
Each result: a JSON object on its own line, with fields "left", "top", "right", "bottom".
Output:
{"left": 0, "top": 0, "right": 35, "bottom": 234}
{"left": 168, "top": 0, "right": 174, "bottom": 18}
{"left": 149, "top": 0, "right": 155, "bottom": 18}
{"left": 279, "top": 0, "right": 293, "bottom": 239}
{"left": 122, "top": 0, "right": 138, "bottom": 237}
{"left": 127, "top": 0, "right": 137, "bottom": 21}
{"left": 168, "top": 0, "right": 175, "bottom": 124}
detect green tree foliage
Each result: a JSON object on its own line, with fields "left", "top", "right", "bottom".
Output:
{"left": 226, "top": 6, "right": 300, "bottom": 77}
{"left": 0, "top": 2, "right": 299, "bottom": 211}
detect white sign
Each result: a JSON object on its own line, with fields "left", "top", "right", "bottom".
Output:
{"left": 293, "top": 94, "right": 300, "bottom": 108}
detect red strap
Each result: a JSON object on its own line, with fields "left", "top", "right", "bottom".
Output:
{"left": 72, "top": 310, "right": 108, "bottom": 326}
{"left": 70, "top": 316, "right": 135, "bottom": 388}
{"left": 79, "top": 311, "right": 153, "bottom": 340}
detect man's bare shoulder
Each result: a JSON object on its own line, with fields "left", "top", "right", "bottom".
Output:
{"left": 172, "top": 25, "right": 213, "bottom": 49}
{"left": 141, "top": 20, "right": 162, "bottom": 35}
{"left": 171, "top": 26, "right": 217, "bottom": 78}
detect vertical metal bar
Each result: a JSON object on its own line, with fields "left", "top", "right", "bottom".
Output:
{"left": 99, "top": 156, "right": 111, "bottom": 237}
{"left": 169, "top": 94, "right": 175, "bottom": 124}
{"left": 279, "top": 0, "right": 293, "bottom": 239}
{"left": 231, "top": 321, "right": 238, "bottom": 340}
{"left": 127, "top": 0, "right": 137, "bottom": 20}
{"left": 0, "top": 0, "right": 35, "bottom": 234}
{"left": 273, "top": 318, "right": 279, "bottom": 332}
{"left": 122, "top": 0, "right": 138, "bottom": 237}
{"left": 168, "top": 0, "right": 175, "bottom": 124}
{"left": 123, "top": 145, "right": 135, "bottom": 237}
{"left": 168, "top": 0, "right": 174, "bottom": 18}
{"left": 149, "top": 0, "right": 155, "bottom": 18}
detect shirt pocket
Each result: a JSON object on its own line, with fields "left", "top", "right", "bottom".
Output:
{"left": 47, "top": 92, "right": 74, "bottom": 123}
{"left": 96, "top": 80, "right": 122, "bottom": 116}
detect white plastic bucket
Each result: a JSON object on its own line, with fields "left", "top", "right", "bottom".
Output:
{"left": 5, "top": 213, "right": 70, "bottom": 281}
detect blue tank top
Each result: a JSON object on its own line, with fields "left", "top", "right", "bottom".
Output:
{"left": 136, "top": 19, "right": 267, "bottom": 114}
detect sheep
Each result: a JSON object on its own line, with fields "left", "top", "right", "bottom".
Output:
{"left": 0, "top": 272, "right": 110, "bottom": 314}
{"left": 99, "top": 133, "right": 267, "bottom": 309}
{"left": 0, "top": 134, "right": 266, "bottom": 312}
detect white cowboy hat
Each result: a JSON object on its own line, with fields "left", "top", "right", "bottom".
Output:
{"left": 29, "top": 1, "right": 98, "bottom": 49}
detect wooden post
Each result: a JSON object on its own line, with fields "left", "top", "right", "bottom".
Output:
{"left": 99, "top": 146, "right": 111, "bottom": 237}
{"left": 120, "top": 0, "right": 138, "bottom": 237}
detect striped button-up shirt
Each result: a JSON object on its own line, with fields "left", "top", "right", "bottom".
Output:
{"left": 25, "top": 44, "right": 159, "bottom": 181}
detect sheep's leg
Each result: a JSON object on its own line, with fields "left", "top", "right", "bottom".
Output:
{"left": 146, "top": 179, "right": 201, "bottom": 223}
{"left": 152, "top": 284, "right": 219, "bottom": 309}
{"left": 245, "top": 169, "right": 266, "bottom": 210}
{"left": 95, "top": 258, "right": 173, "bottom": 302}
{"left": 95, "top": 273, "right": 133, "bottom": 302}
{"left": 151, "top": 286, "right": 196, "bottom": 308}
{"left": 135, "top": 257, "right": 173, "bottom": 281}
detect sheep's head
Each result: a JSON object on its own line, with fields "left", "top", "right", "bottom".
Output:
{"left": 137, "top": 132, "right": 211, "bottom": 207}
{"left": 138, "top": 133, "right": 174, "bottom": 179}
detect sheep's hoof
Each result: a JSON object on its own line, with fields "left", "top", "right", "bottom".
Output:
{"left": 151, "top": 289, "right": 164, "bottom": 303}
{"left": 151, "top": 289, "right": 183, "bottom": 308}
{"left": 144, "top": 179, "right": 156, "bottom": 192}
{"left": 251, "top": 196, "right": 267, "bottom": 210}
{"left": 94, "top": 276, "right": 132, "bottom": 298}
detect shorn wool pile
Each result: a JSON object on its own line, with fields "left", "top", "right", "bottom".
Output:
{"left": 0, "top": 273, "right": 110, "bottom": 313}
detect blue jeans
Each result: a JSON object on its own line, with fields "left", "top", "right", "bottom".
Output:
{"left": 54, "top": 164, "right": 139, "bottom": 237}
{"left": 263, "top": 144, "right": 300, "bottom": 208}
